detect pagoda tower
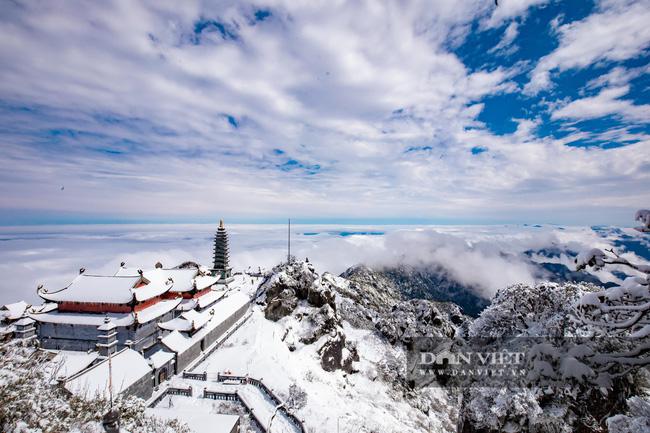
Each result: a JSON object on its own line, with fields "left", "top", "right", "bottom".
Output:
{"left": 212, "top": 219, "right": 233, "bottom": 283}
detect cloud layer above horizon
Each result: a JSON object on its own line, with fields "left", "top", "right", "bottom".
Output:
{"left": 1, "top": 223, "right": 646, "bottom": 306}
{"left": 0, "top": 0, "right": 648, "bottom": 225}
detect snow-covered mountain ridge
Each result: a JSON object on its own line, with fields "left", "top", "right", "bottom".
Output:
{"left": 253, "top": 260, "right": 650, "bottom": 433}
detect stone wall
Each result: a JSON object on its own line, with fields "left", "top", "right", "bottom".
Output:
{"left": 175, "top": 302, "right": 249, "bottom": 373}
{"left": 122, "top": 368, "right": 154, "bottom": 400}
{"left": 175, "top": 341, "right": 201, "bottom": 373}
{"left": 37, "top": 309, "right": 177, "bottom": 352}
{"left": 39, "top": 323, "right": 101, "bottom": 351}
{"left": 203, "top": 303, "right": 249, "bottom": 348}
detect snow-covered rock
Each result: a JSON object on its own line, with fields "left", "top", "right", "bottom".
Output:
{"left": 607, "top": 396, "right": 650, "bottom": 433}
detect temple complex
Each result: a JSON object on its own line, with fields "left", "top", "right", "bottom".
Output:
{"left": 1, "top": 219, "right": 261, "bottom": 402}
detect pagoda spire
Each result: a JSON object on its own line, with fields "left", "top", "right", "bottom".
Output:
{"left": 212, "top": 218, "right": 233, "bottom": 282}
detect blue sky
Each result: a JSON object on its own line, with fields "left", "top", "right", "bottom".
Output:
{"left": 0, "top": 0, "right": 648, "bottom": 226}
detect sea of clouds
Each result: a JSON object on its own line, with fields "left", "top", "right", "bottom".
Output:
{"left": 0, "top": 223, "right": 647, "bottom": 305}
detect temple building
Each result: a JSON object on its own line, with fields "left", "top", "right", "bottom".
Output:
{"left": 1, "top": 301, "right": 32, "bottom": 341}
{"left": 31, "top": 269, "right": 183, "bottom": 352}
{"left": 212, "top": 219, "right": 233, "bottom": 283}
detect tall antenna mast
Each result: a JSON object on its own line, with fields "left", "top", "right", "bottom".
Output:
{"left": 287, "top": 218, "right": 291, "bottom": 263}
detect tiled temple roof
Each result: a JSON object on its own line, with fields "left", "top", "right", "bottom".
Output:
{"left": 38, "top": 275, "right": 141, "bottom": 304}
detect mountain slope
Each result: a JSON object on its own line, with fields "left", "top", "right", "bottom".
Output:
{"left": 202, "top": 260, "right": 471, "bottom": 433}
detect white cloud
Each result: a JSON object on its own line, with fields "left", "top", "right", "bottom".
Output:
{"left": 586, "top": 65, "right": 650, "bottom": 89}
{"left": 0, "top": 0, "right": 646, "bottom": 225}
{"left": 484, "top": 0, "right": 551, "bottom": 28}
{"left": 2, "top": 223, "right": 644, "bottom": 305}
{"left": 551, "top": 85, "right": 650, "bottom": 122}
{"left": 525, "top": 0, "right": 650, "bottom": 95}
{"left": 489, "top": 21, "right": 520, "bottom": 55}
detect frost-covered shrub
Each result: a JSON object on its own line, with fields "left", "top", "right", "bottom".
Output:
{"left": 462, "top": 387, "right": 542, "bottom": 433}
{"left": 470, "top": 281, "right": 596, "bottom": 338}
{"left": 284, "top": 384, "right": 307, "bottom": 411}
{"left": 0, "top": 341, "right": 188, "bottom": 433}
{"left": 461, "top": 279, "right": 639, "bottom": 432}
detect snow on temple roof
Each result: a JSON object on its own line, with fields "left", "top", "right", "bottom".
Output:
{"left": 210, "top": 291, "right": 250, "bottom": 319}
{"left": 176, "top": 299, "right": 197, "bottom": 311}
{"left": 117, "top": 267, "right": 200, "bottom": 292}
{"left": 196, "top": 289, "right": 226, "bottom": 309}
{"left": 0, "top": 324, "right": 15, "bottom": 335}
{"left": 135, "top": 298, "right": 182, "bottom": 324}
{"left": 39, "top": 274, "right": 141, "bottom": 304}
{"left": 30, "top": 310, "right": 135, "bottom": 327}
{"left": 148, "top": 350, "right": 174, "bottom": 369}
{"left": 115, "top": 266, "right": 220, "bottom": 294}
{"left": 1, "top": 300, "right": 30, "bottom": 320}
{"left": 146, "top": 408, "right": 239, "bottom": 433}
{"left": 97, "top": 320, "right": 116, "bottom": 331}
{"left": 158, "top": 317, "right": 193, "bottom": 332}
{"left": 161, "top": 330, "right": 194, "bottom": 354}
{"left": 180, "top": 309, "right": 211, "bottom": 330}
{"left": 29, "top": 303, "right": 57, "bottom": 314}
{"left": 39, "top": 268, "right": 181, "bottom": 304}
{"left": 65, "top": 348, "right": 152, "bottom": 399}
{"left": 132, "top": 269, "right": 175, "bottom": 302}
{"left": 162, "top": 291, "right": 251, "bottom": 354}
{"left": 164, "top": 269, "right": 200, "bottom": 292}
{"left": 160, "top": 291, "right": 248, "bottom": 335}
{"left": 189, "top": 291, "right": 250, "bottom": 342}
{"left": 194, "top": 275, "right": 219, "bottom": 291}
{"left": 14, "top": 317, "right": 35, "bottom": 326}
{"left": 47, "top": 350, "right": 99, "bottom": 380}
{"left": 158, "top": 308, "right": 211, "bottom": 333}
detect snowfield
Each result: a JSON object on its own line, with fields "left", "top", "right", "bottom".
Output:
{"left": 188, "top": 305, "right": 455, "bottom": 433}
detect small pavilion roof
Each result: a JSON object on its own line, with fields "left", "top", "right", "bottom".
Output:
{"left": 14, "top": 317, "right": 35, "bottom": 326}
{"left": 181, "top": 309, "right": 212, "bottom": 330}
{"left": 176, "top": 299, "right": 197, "bottom": 311}
{"left": 1, "top": 301, "right": 30, "bottom": 320}
{"left": 97, "top": 319, "right": 117, "bottom": 331}
{"left": 65, "top": 348, "right": 152, "bottom": 399}
{"left": 46, "top": 351, "right": 99, "bottom": 381}
{"left": 148, "top": 350, "right": 174, "bottom": 369}
{"left": 158, "top": 307, "right": 211, "bottom": 332}
{"left": 160, "top": 330, "right": 194, "bottom": 354}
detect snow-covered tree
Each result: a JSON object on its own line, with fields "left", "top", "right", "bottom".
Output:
{"left": 574, "top": 210, "right": 650, "bottom": 373}
{"left": 0, "top": 340, "right": 188, "bottom": 433}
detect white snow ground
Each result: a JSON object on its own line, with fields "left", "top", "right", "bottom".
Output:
{"left": 183, "top": 305, "right": 453, "bottom": 433}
